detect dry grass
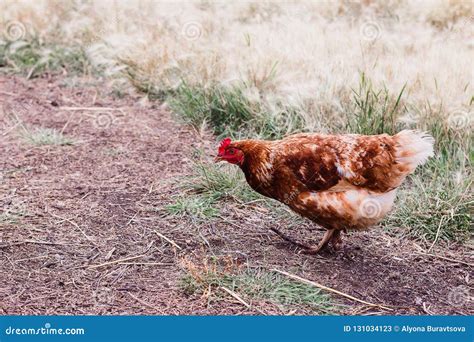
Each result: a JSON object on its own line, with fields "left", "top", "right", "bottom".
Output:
{"left": 1, "top": 1, "right": 472, "bottom": 112}
{"left": 20, "top": 127, "right": 75, "bottom": 146}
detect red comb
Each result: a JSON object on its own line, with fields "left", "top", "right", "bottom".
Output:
{"left": 218, "top": 138, "right": 231, "bottom": 154}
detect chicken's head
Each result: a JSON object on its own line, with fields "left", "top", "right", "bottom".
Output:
{"left": 215, "top": 138, "right": 244, "bottom": 165}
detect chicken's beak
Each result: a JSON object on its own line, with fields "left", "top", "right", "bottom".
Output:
{"left": 214, "top": 155, "right": 223, "bottom": 163}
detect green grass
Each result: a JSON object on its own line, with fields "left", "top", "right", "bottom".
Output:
{"left": 0, "top": 40, "right": 99, "bottom": 78}
{"left": 184, "top": 160, "right": 261, "bottom": 203}
{"left": 167, "top": 74, "right": 408, "bottom": 140}
{"left": 169, "top": 83, "right": 307, "bottom": 139}
{"left": 346, "top": 73, "right": 406, "bottom": 135}
{"left": 165, "top": 196, "right": 219, "bottom": 219}
{"left": 164, "top": 159, "right": 264, "bottom": 220}
{"left": 21, "top": 127, "right": 75, "bottom": 146}
{"left": 384, "top": 175, "right": 472, "bottom": 242}
{"left": 180, "top": 259, "right": 335, "bottom": 313}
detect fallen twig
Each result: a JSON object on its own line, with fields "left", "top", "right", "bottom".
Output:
{"left": 14, "top": 255, "right": 49, "bottom": 263}
{"left": 127, "top": 292, "right": 165, "bottom": 314}
{"left": 88, "top": 254, "right": 146, "bottom": 269}
{"left": 118, "top": 262, "right": 174, "bottom": 266}
{"left": 216, "top": 215, "right": 247, "bottom": 230}
{"left": 422, "top": 302, "right": 433, "bottom": 315}
{"left": 126, "top": 212, "right": 139, "bottom": 226}
{"left": 59, "top": 106, "right": 123, "bottom": 112}
{"left": 417, "top": 252, "right": 473, "bottom": 267}
{"left": 220, "top": 286, "right": 250, "bottom": 308}
{"left": 0, "top": 240, "right": 71, "bottom": 248}
{"left": 154, "top": 230, "right": 182, "bottom": 250}
{"left": 427, "top": 216, "right": 445, "bottom": 252}
{"left": 272, "top": 268, "right": 393, "bottom": 311}
{"left": 49, "top": 212, "right": 97, "bottom": 246}
{"left": 104, "top": 247, "right": 116, "bottom": 261}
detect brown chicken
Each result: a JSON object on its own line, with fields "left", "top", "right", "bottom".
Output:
{"left": 215, "top": 130, "right": 434, "bottom": 253}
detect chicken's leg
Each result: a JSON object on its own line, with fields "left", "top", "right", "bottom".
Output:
{"left": 330, "top": 229, "right": 343, "bottom": 250}
{"left": 269, "top": 227, "right": 335, "bottom": 254}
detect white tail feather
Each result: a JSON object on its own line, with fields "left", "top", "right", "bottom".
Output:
{"left": 395, "top": 130, "right": 434, "bottom": 170}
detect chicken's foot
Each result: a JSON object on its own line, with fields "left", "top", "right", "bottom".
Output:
{"left": 303, "top": 229, "right": 335, "bottom": 254}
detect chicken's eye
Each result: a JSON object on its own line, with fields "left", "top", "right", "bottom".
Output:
{"left": 228, "top": 148, "right": 235, "bottom": 154}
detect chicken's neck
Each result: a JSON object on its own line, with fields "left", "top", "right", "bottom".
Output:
{"left": 235, "top": 140, "right": 274, "bottom": 197}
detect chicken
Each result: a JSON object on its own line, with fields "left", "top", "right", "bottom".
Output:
{"left": 215, "top": 130, "right": 434, "bottom": 253}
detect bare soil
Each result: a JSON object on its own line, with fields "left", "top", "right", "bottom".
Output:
{"left": 0, "top": 75, "right": 472, "bottom": 315}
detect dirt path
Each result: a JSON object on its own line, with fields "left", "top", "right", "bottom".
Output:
{"left": 0, "top": 75, "right": 472, "bottom": 315}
